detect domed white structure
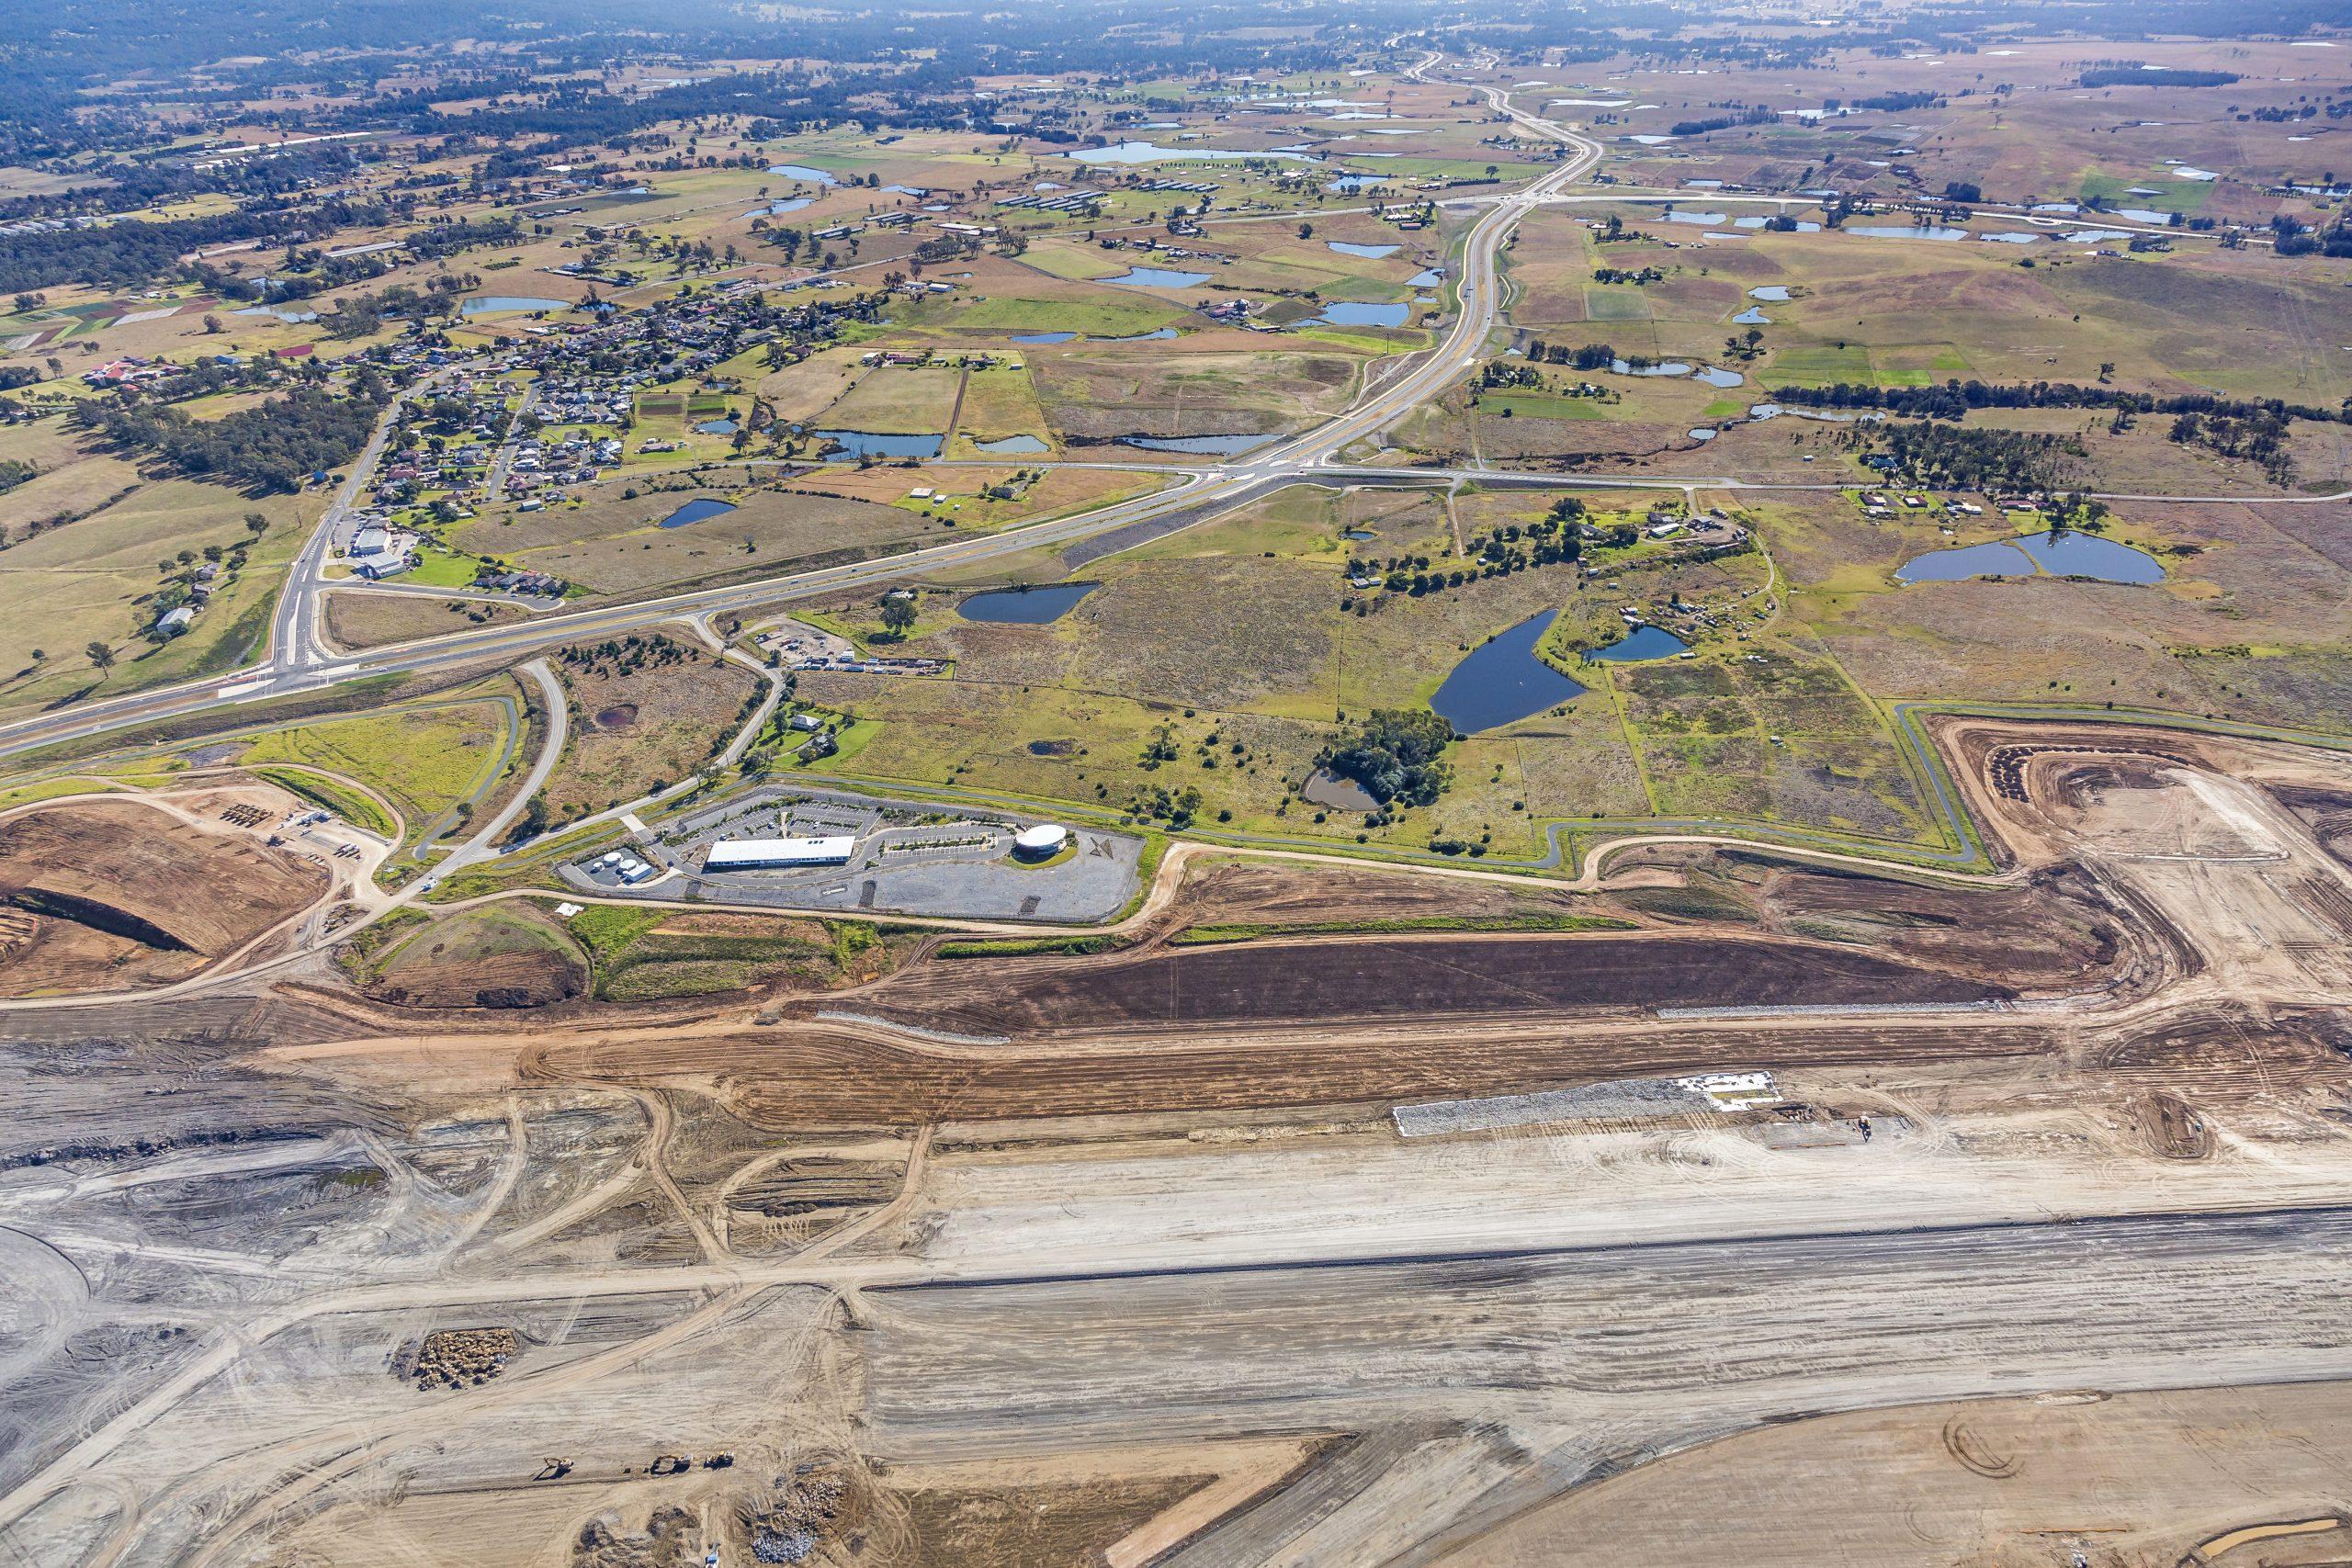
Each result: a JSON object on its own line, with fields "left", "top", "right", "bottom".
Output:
{"left": 1012, "top": 823, "right": 1069, "bottom": 859}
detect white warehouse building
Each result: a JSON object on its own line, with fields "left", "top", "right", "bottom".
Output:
{"left": 703, "top": 835, "right": 855, "bottom": 872}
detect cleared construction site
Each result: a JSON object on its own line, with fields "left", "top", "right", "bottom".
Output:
{"left": 2, "top": 715, "right": 2352, "bottom": 1568}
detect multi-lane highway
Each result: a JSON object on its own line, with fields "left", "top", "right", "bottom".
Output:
{"left": 0, "top": 56, "right": 1607, "bottom": 765}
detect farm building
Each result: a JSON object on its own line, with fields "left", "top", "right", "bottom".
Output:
{"left": 703, "top": 836, "right": 855, "bottom": 871}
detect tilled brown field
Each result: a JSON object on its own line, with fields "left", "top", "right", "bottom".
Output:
{"left": 845, "top": 932, "right": 2008, "bottom": 1039}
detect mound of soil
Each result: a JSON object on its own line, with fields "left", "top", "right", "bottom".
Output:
{"left": 0, "top": 799, "right": 327, "bottom": 994}
{"left": 366, "top": 946, "right": 585, "bottom": 1010}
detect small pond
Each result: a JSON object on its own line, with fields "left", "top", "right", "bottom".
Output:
{"left": 1584, "top": 624, "right": 1691, "bottom": 662}
{"left": 460, "top": 296, "right": 572, "bottom": 314}
{"left": 1012, "top": 331, "right": 1078, "bottom": 344}
{"left": 1091, "top": 327, "right": 1179, "bottom": 342}
{"left": 1895, "top": 530, "right": 2165, "bottom": 585}
{"left": 1104, "top": 266, "right": 1212, "bottom": 288}
{"left": 767, "top": 164, "right": 839, "bottom": 185}
{"left": 1327, "top": 240, "right": 1402, "bottom": 259}
{"left": 1302, "top": 767, "right": 1379, "bottom": 811}
{"left": 1666, "top": 210, "right": 1730, "bottom": 226}
{"left": 1314, "top": 301, "right": 1409, "bottom": 328}
{"left": 958, "top": 582, "right": 1098, "bottom": 623}
{"left": 1612, "top": 358, "right": 1692, "bottom": 377}
{"left": 1979, "top": 231, "right": 2041, "bottom": 244}
{"left": 753, "top": 197, "right": 812, "bottom": 217}
{"left": 1748, "top": 285, "right": 1792, "bottom": 301}
{"left": 1430, "top": 611, "right": 1586, "bottom": 734}
{"left": 1342, "top": 528, "right": 1377, "bottom": 540}
{"left": 1732, "top": 215, "right": 1820, "bottom": 231}
{"left": 658, "top": 498, "right": 739, "bottom": 529}
{"left": 1691, "top": 366, "right": 1744, "bottom": 389}
{"left": 816, "top": 429, "right": 944, "bottom": 458}
{"left": 1688, "top": 427, "right": 1717, "bottom": 441}
{"left": 1732, "top": 306, "right": 1771, "bottom": 325}
{"left": 235, "top": 304, "right": 319, "bottom": 322}
{"left": 973, "top": 434, "right": 1049, "bottom": 455}
{"left": 695, "top": 418, "right": 739, "bottom": 434}
{"left": 1407, "top": 267, "right": 1444, "bottom": 288}
{"left": 1119, "top": 433, "right": 1271, "bottom": 456}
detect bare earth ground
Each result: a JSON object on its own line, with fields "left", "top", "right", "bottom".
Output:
{"left": 5, "top": 719, "right": 2352, "bottom": 1566}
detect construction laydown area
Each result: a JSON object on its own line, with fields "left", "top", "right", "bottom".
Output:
{"left": 6, "top": 716, "right": 2352, "bottom": 1567}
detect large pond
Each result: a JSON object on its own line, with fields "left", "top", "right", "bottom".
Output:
{"left": 1732, "top": 214, "right": 1820, "bottom": 231}
{"left": 1104, "top": 265, "right": 1211, "bottom": 288}
{"left": 1584, "top": 624, "right": 1691, "bottom": 661}
{"left": 1894, "top": 530, "right": 2165, "bottom": 585}
{"left": 658, "top": 498, "right": 739, "bottom": 529}
{"left": 1748, "top": 285, "right": 1792, "bottom": 301}
{"left": 1430, "top": 611, "right": 1586, "bottom": 734}
{"left": 461, "top": 295, "right": 573, "bottom": 314}
{"left": 1327, "top": 240, "right": 1401, "bottom": 259}
{"left": 1120, "top": 433, "right": 1271, "bottom": 456}
{"left": 1732, "top": 306, "right": 1771, "bottom": 325}
{"left": 695, "top": 417, "right": 739, "bottom": 434}
{"left": 1073, "top": 140, "right": 1315, "bottom": 165}
{"left": 1314, "top": 301, "right": 1410, "bottom": 328}
{"left": 754, "top": 197, "right": 813, "bottom": 217}
{"left": 816, "top": 429, "right": 943, "bottom": 458}
{"left": 1847, "top": 224, "right": 1972, "bottom": 241}
{"left": 767, "top": 164, "right": 839, "bottom": 185}
{"left": 1012, "top": 331, "right": 1078, "bottom": 344}
{"left": 958, "top": 582, "right": 1098, "bottom": 623}
{"left": 973, "top": 434, "right": 1049, "bottom": 455}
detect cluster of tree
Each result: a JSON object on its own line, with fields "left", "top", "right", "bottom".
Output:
{"left": 1837, "top": 91, "right": 1940, "bottom": 112}
{"left": 2079, "top": 64, "right": 2239, "bottom": 87}
{"left": 0, "top": 458, "right": 33, "bottom": 496}
{"left": 1767, "top": 377, "right": 2351, "bottom": 429}
{"left": 0, "top": 196, "right": 396, "bottom": 294}
{"left": 1524, "top": 340, "right": 1618, "bottom": 371}
{"left": 1317, "top": 709, "right": 1455, "bottom": 810}
{"left": 78, "top": 380, "right": 390, "bottom": 492}
{"left": 1352, "top": 521, "right": 1584, "bottom": 604}
{"left": 1866, "top": 422, "right": 2084, "bottom": 492}
{"left": 2171, "top": 407, "right": 2294, "bottom": 480}
{"left": 1668, "top": 106, "right": 1777, "bottom": 137}
{"left": 556, "top": 633, "right": 696, "bottom": 683}
{"left": 2273, "top": 216, "right": 2352, "bottom": 257}
{"left": 1592, "top": 265, "right": 1664, "bottom": 286}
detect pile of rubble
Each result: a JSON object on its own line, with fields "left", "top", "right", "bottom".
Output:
{"left": 403, "top": 1325, "right": 517, "bottom": 1390}
{"left": 747, "top": 1464, "right": 845, "bottom": 1564}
